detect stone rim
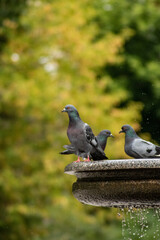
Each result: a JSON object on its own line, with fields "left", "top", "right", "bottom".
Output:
{"left": 64, "top": 159, "right": 160, "bottom": 208}
{"left": 65, "top": 159, "right": 160, "bottom": 176}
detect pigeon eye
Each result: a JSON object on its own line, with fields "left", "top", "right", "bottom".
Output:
{"left": 66, "top": 107, "right": 70, "bottom": 109}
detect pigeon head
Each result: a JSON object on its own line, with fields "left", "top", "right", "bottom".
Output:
{"left": 96, "top": 130, "right": 113, "bottom": 151}
{"left": 99, "top": 130, "right": 114, "bottom": 138}
{"left": 62, "top": 104, "right": 80, "bottom": 119}
{"left": 119, "top": 124, "right": 137, "bottom": 137}
{"left": 62, "top": 104, "right": 77, "bottom": 112}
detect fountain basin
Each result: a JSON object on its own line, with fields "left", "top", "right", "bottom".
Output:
{"left": 64, "top": 159, "right": 160, "bottom": 208}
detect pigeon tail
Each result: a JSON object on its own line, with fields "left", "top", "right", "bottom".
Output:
{"left": 155, "top": 146, "right": 160, "bottom": 156}
{"left": 60, "top": 150, "right": 73, "bottom": 155}
{"left": 92, "top": 153, "right": 108, "bottom": 161}
{"left": 60, "top": 144, "right": 75, "bottom": 155}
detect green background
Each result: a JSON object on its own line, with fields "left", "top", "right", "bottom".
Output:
{"left": 0, "top": 0, "right": 160, "bottom": 239}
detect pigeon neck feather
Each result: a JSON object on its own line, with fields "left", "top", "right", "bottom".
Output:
{"left": 97, "top": 135, "right": 107, "bottom": 150}
{"left": 125, "top": 129, "right": 138, "bottom": 139}
{"left": 68, "top": 111, "right": 81, "bottom": 124}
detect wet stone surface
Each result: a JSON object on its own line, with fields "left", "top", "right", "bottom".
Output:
{"left": 65, "top": 159, "right": 160, "bottom": 208}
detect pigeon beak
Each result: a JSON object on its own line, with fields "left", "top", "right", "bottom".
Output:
{"left": 110, "top": 134, "right": 114, "bottom": 138}
{"left": 62, "top": 108, "right": 66, "bottom": 112}
{"left": 119, "top": 130, "right": 123, "bottom": 134}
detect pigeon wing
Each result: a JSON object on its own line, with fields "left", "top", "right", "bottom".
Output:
{"left": 84, "top": 123, "right": 98, "bottom": 147}
{"left": 132, "top": 139, "right": 157, "bottom": 158}
{"left": 84, "top": 123, "right": 107, "bottom": 159}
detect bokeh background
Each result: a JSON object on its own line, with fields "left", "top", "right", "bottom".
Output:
{"left": 1, "top": 0, "right": 160, "bottom": 239}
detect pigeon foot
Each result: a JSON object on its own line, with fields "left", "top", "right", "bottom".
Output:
{"left": 74, "top": 157, "right": 81, "bottom": 163}
{"left": 84, "top": 156, "right": 91, "bottom": 162}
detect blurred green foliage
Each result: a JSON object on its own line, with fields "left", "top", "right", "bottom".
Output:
{"left": 94, "top": 0, "right": 160, "bottom": 141}
{"left": 0, "top": 0, "right": 160, "bottom": 239}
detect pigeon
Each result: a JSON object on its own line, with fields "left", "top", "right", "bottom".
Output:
{"left": 119, "top": 124, "right": 160, "bottom": 159}
{"left": 92, "top": 130, "right": 114, "bottom": 160}
{"left": 61, "top": 104, "right": 107, "bottom": 162}
{"left": 60, "top": 130, "right": 114, "bottom": 160}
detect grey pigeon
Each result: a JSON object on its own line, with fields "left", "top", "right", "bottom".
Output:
{"left": 61, "top": 104, "right": 107, "bottom": 162}
{"left": 119, "top": 124, "right": 160, "bottom": 159}
{"left": 60, "top": 130, "right": 114, "bottom": 160}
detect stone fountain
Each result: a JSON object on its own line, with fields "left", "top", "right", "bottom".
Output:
{"left": 64, "top": 159, "right": 160, "bottom": 208}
